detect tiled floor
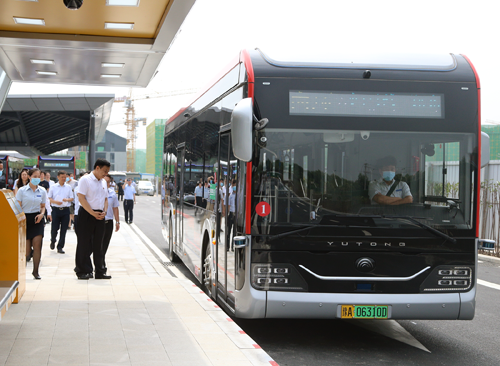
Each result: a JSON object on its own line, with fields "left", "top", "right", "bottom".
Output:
{"left": 0, "top": 222, "right": 276, "bottom": 366}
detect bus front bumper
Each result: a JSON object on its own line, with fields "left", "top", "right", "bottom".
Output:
{"left": 265, "top": 288, "right": 475, "bottom": 320}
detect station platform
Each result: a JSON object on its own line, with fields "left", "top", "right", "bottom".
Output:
{"left": 0, "top": 221, "right": 277, "bottom": 366}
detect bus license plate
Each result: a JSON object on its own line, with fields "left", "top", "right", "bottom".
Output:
{"left": 341, "top": 305, "right": 388, "bottom": 319}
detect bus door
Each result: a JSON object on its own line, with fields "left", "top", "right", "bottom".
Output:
{"left": 176, "top": 144, "right": 186, "bottom": 254}
{"left": 217, "top": 132, "right": 236, "bottom": 305}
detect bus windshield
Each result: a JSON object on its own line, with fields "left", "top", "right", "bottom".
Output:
{"left": 255, "top": 128, "right": 475, "bottom": 230}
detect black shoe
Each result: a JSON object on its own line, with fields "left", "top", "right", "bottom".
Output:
{"left": 32, "top": 272, "right": 41, "bottom": 280}
{"left": 50, "top": 242, "right": 55, "bottom": 250}
{"left": 77, "top": 273, "right": 91, "bottom": 280}
{"left": 57, "top": 249, "right": 65, "bottom": 254}
{"left": 95, "top": 274, "right": 112, "bottom": 280}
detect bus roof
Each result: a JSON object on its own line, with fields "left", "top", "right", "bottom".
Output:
{"left": 258, "top": 49, "right": 457, "bottom": 71}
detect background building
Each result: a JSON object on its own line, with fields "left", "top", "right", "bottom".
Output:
{"left": 95, "top": 130, "right": 127, "bottom": 172}
{"left": 146, "top": 119, "right": 166, "bottom": 177}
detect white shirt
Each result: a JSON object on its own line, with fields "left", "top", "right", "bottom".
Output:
{"left": 49, "top": 180, "right": 56, "bottom": 187}
{"left": 105, "top": 188, "right": 120, "bottom": 220}
{"left": 229, "top": 191, "right": 236, "bottom": 213}
{"left": 124, "top": 184, "right": 136, "bottom": 200}
{"left": 368, "top": 179, "right": 412, "bottom": 205}
{"left": 16, "top": 184, "right": 47, "bottom": 214}
{"left": 78, "top": 172, "right": 108, "bottom": 210}
{"left": 194, "top": 185, "right": 203, "bottom": 197}
{"left": 74, "top": 186, "right": 80, "bottom": 215}
{"left": 48, "top": 182, "right": 74, "bottom": 208}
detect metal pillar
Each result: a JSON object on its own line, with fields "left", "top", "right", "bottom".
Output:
{"left": 0, "top": 67, "right": 12, "bottom": 113}
{"left": 88, "top": 113, "right": 96, "bottom": 171}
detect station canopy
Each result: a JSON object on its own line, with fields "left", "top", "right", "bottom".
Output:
{"left": 0, "top": 94, "right": 113, "bottom": 157}
{"left": 0, "top": 0, "right": 196, "bottom": 87}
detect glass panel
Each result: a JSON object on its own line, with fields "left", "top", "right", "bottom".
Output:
{"left": 254, "top": 128, "right": 475, "bottom": 230}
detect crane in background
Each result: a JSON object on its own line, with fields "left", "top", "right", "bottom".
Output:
{"left": 113, "top": 88, "right": 198, "bottom": 172}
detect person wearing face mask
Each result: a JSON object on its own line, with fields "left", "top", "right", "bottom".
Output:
{"left": 368, "top": 156, "right": 412, "bottom": 205}
{"left": 15, "top": 168, "right": 47, "bottom": 279}
{"left": 48, "top": 170, "right": 74, "bottom": 253}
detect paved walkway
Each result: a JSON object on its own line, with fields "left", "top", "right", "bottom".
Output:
{"left": 0, "top": 221, "right": 277, "bottom": 366}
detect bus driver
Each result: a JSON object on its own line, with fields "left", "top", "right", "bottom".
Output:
{"left": 368, "top": 156, "right": 413, "bottom": 205}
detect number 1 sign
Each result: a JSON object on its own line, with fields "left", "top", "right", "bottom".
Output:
{"left": 256, "top": 201, "right": 271, "bottom": 217}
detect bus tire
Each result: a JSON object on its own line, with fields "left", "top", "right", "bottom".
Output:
{"left": 168, "top": 216, "right": 180, "bottom": 262}
{"left": 202, "top": 236, "right": 213, "bottom": 297}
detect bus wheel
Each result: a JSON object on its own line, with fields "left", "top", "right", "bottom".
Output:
{"left": 168, "top": 217, "right": 180, "bottom": 262}
{"left": 203, "top": 243, "right": 213, "bottom": 297}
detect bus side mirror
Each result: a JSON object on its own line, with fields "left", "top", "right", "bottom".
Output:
{"left": 481, "top": 131, "right": 490, "bottom": 168}
{"left": 231, "top": 98, "right": 253, "bottom": 162}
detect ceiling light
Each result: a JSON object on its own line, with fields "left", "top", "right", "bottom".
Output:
{"left": 101, "top": 74, "right": 121, "bottom": 78}
{"left": 102, "top": 63, "right": 124, "bottom": 68}
{"left": 36, "top": 71, "right": 57, "bottom": 75}
{"left": 31, "top": 59, "right": 55, "bottom": 65}
{"left": 106, "top": 0, "right": 140, "bottom": 6}
{"left": 104, "top": 22, "right": 134, "bottom": 30}
{"left": 13, "top": 17, "right": 45, "bottom": 25}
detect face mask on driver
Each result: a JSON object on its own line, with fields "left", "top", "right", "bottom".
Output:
{"left": 382, "top": 171, "right": 396, "bottom": 182}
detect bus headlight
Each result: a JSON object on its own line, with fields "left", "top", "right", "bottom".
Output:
{"left": 251, "top": 264, "right": 308, "bottom": 291}
{"left": 420, "top": 265, "right": 473, "bottom": 292}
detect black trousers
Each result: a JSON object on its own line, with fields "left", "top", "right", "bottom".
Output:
{"left": 73, "top": 214, "right": 79, "bottom": 233}
{"left": 118, "top": 193, "right": 124, "bottom": 201}
{"left": 75, "top": 207, "right": 105, "bottom": 276}
{"left": 226, "top": 212, "right": 235, "bottom": 249}
{"left": 102, "top": 220, "right": 114, "bottom": 273}
{"left": 195, "top": 196, "right": 203, "bottom": 214}
{"left": 124, "top": 199, "right": 134, "bottom": 223}
{"left": 51, "top": 207, "right": 70, "bottom": 250}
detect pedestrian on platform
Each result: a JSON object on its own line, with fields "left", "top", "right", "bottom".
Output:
{"left": 45, "top": 172, "right": 56, "bottom": 188}
{"left": 227, "top": 179, "right": 237, "bottom": 251}
{"left": 13, "top": 169, "right": 29, "bottom": 195}
{"left": 117, "top": 179, "right": 124, "bottom": 201}
{"left": 102, "top": 174, "right": 120, "bottom": 274}
{"left": 67, "top": 173, "right": 78, "bottom": 230}
{"left": 48, "top": 170, "right": 74, "bottom": 254}
{"left": 194, "top": 181, "right": 203, "bottom": 215}
{"left": 123, "top": 179, "right": 136, "bottom": 224}
{"left": 74, "top": 160, "right": 110, "bottom": 280}
{"left": 16, "top": 168, "right": 46, "bottom": 280}
{"left": 0, "top": 161, "right": 5, "bottom": 189}
{"left": 39, "top": 171, "right": 50, "bottom": 192}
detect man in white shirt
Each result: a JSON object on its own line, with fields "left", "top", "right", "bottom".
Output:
{"left": 102, "top": 174, "right": 120, "bottom": 275}
{"left": 123, "top": 179, "right": 136, "bottom": 224}
{"left": 46, "top": 172, "right": 56, "bottom": 188}
{"left": 48, "top": 170, "right": 74, "bottom": 254}
{"left": 194, "top": 181, "right": 203, "bottom": 215}
{"left": 75, "top": 160, "right": 110, "bottom": 280}
{"left": 368, "top": 156, "right": 413, "bottom": 205}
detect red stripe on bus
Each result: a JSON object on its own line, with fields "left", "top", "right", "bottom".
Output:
{"left": 269, "top": 362, "right": 279, "bottom": 366}
{"left": 253, "top": 344, "right": 262, "bottom": 349}
{"left": 461, "top": 54, "right": 481, "bottom": 238}
{"left": 241, "top": 49, "right": 255, "bottom": 235}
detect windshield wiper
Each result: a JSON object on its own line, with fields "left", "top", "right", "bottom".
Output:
{"left": 267, "top": 224, "right": 346, "bottom": 242}
{"left": 344, "top": 214, "right": 456, "bottom": 244}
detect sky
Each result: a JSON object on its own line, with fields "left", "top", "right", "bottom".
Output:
{"left": 8, "top": 0, "right": 500, "bottom": 149}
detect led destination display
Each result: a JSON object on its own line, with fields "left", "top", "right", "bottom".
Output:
{"left": 290, "top": 91, "right": 444, "bottom": 118}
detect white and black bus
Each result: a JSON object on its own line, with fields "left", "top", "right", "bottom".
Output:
{"left": 161, "top": 49, "right": 487, "bottom": 320}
